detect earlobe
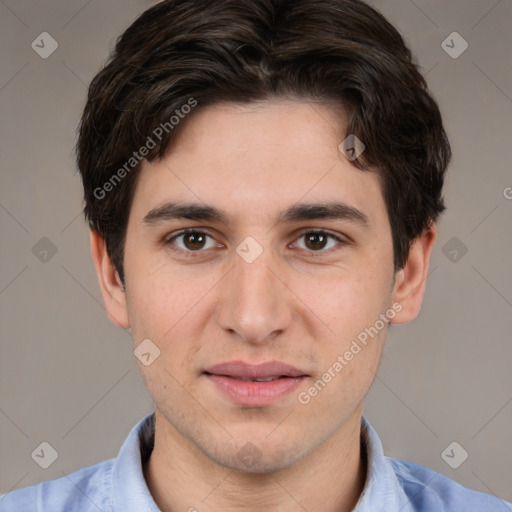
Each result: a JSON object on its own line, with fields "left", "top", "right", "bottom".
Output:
{"left": 89, "top": 230, "right": 130, "bottom": 329}
{"left": 390, "top": 227, "right": 437, "bottom": 325}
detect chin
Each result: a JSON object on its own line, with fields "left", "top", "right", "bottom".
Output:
{"left": 211, "top": 435, "right": 309, "bottom": 475}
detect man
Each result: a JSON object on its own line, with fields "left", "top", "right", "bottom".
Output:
{"left": 2, "top": 0, "right": 510, "bottom": 510}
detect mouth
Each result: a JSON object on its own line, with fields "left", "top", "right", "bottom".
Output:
{"left": 204, "top": 360, "right": 309, "bottom": 406}
{"left": 218, "top": 375, "right": 287, "bottom": 382}
{"left": 205, "top": 360, "right": 307, "bottom": 379}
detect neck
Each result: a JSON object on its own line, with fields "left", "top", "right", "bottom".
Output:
{"left": 143, "top": 409, "right": 367, "bottom": 512}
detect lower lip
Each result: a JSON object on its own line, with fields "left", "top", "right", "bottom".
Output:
{"left": 206, "top": 374, "right": 307, "bottom": 406}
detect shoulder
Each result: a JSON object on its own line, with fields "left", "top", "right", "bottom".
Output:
{"left": 0, "top": 458, "right": 115, "bottom": 512}
{"left": 388, "top": 457, "right": 512, "bottom": 512}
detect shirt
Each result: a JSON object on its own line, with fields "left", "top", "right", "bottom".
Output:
{"left": 1, "top": 413, "right": 510, "bottom": 511}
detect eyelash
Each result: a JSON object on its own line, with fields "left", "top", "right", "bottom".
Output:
{"left": 164, "top": 228, "right": 348, "bottom": 258}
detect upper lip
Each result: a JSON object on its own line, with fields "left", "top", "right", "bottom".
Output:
{"left": 205, "top": 360, "right": 307, "bottom": 379}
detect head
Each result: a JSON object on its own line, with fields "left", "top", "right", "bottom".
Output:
{"left": 80, "top": 0, "right": 450, "bottom": 473}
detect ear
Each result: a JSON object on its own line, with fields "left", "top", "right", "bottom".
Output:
{"left": 90, "top": 230, "right": 130, "bottom": 329}
{"left": 390, "top": 226, "right": 437, "bottom": 324}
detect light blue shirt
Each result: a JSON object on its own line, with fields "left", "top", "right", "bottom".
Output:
{"left": 1, "top": 413, "right": 510, "bottom": 511}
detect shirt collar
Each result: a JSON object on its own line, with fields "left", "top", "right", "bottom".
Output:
{"left": 354, "top": 417, "right": 413, "bottom": 511}
{"left": 112, "top": 413, "right": 412, "bottom": 512}
{"left": 112, "top": 413, "right": 160, "bottom": 512}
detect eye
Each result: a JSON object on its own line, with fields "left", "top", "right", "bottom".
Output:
{"left": 165, "top": 228, "right": 348, "bottom": 257}
{"left": 165, "top": 229, "right": 219, "bottom": 253}
{"left": 292, "top": 230, "right": 346, "bottom": 253}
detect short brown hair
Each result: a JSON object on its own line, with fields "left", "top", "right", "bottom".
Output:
{"left": 77, "top": 0, "right": 451, "bottom": 282}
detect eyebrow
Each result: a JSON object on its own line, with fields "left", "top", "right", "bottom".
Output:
{"left": 143, "top": 201, "right": 369, "bottom": 227}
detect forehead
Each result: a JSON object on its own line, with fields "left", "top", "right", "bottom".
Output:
{"left": 131, "top": 100, "right": 387, "bottom": 229}
{"left": 171, "top": 99, "right": 345, "bottom": 165}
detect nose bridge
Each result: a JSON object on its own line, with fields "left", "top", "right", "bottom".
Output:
{"left": 216, "top": 246, "right": 292, "bottom": 342}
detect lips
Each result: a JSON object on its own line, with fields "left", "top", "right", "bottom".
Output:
{"left": 204, "top": 360, "right": 307, "bottom": 380}
{"left": 204, "top": 360, "right": 308, "bottom": 406}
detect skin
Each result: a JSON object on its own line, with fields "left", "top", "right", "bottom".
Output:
{"left": 91, "top": 100, "right": 436, "bottom": 512}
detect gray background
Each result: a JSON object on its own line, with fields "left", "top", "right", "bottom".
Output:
{"left": 1, "top": 0, "right": 511, "bottom": 504}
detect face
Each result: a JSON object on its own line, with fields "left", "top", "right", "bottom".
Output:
{"left": 93, "top": 100, "right": 433, "bottom": 473}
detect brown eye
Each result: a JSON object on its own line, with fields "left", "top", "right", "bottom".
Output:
{"left": 304, "top": 232, "right": 329, "bottom": 250}
{"left": 166, "top": 230, "right": 217, "bottom": 252}
{"left": 293, "top": 230, "right": 346, "bottom": 253}
{"left": 182, "top": 232, "right": 207, "bottom": 250}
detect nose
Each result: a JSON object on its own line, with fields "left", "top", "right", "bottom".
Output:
{"left": 215, "top": 248, "right": 293, "bottom": 345}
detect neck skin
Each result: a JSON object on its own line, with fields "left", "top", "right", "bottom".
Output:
{"left": 143, "top": 408, "right": 367, "bottom": 512}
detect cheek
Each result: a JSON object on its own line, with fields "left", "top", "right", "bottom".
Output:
{"left": 296, "top": 267, "right": 391, "bottom": 398}
{"left": 298, "top": 268, "right": 392, "bottom": 340}
{"left": 303, "top": 283, "right": 388, "bottom": 411}
{"left": 125, "top": 255, "right": 199, "bottom": 336}
{"left": 126, "top": 263, "right": 214, "bottom": 382}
